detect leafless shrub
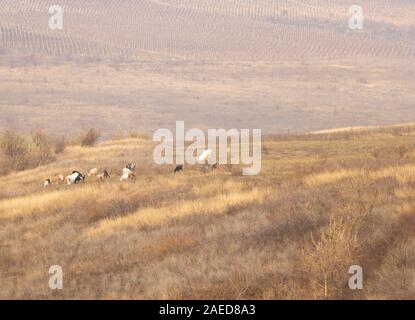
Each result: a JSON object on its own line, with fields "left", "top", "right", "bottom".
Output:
{"left": 0, "top": 129, "right": 57, "bottom": 174}
{"left": 79, "top": 128, "right": 101, "bottom": 147}
{"left": 0, "top": 130, "right": 31, "bottom": 171}
{"left": 301, "top": 216, "right": 363, "bottom": 299}
{"left": 30, "top": 129, "right": 55, "bottom": 165}
{"left": 53, "top": 136, "right": 66, "bottom": 154}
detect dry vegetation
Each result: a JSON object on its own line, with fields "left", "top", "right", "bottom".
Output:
{"left": 0, "top": 128, "right": 101, "bottom": 175}
{"left": 1, "top": 58, "right": 414, "bottom": 138}
{"left": 0, "top": 0, "right": 414, "bottom": 300}
{"left": 0, "top": 129, "right": 57, "bottom": 174}
{"left": 0, "top": 124, "right": 414, "bottom": 299}
{"left": 0, "top": 1, "right": 414, "bottom": 137}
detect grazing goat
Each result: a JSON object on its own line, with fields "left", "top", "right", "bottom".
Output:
{"left": 126, "top": 163, "right": 136, "bottom": 171}
{"left": 120, "top": 168, "right": 135, "bottom": 181}
{"left": 44, "top": 179, "right": 51, "bottom": 188}
{"left": 88, "top": 168, "right": 99, "bottom": 177}
{"left": 198, "top": 149, "right": 213, "bottom": 163}
{"left": 53, "top": 174, "right": 65, "bottom": 184}
{"left": 67, "top": 171, "right": 85, "bottom": 185}
{"left": 97, "top": 170, "right": 110, "bottom": 181}
{"left": 174, "top": 165, "right": 183, "bottom": 173}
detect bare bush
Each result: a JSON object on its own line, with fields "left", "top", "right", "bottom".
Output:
{"left": 0, "top": 130, "right": 31, "bottom": 171}
{"left": 0, "top": 129, "right": 57, "bottom": 174}
{"left": 53, "top": 136, "right": 67, "bottom": 154}
{"left": 301, "top": 216, "right": 363, "bottom": 299}
{"left": 30, "top": 129, "right": 55, "bottom": 165}
{"left": 79, "top": 128, "right": 101, "bottom": 147}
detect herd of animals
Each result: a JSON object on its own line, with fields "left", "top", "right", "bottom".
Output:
{"left": 43, "top": 161, "right": 218, "bottom": 188}
{"left": 43, "top": 148, "right": 222, "bottom": 188}
{"left": 43, "top": 162, "right": 139, "bottom": 187}
{"left": 43, "top": 149, "right": 226, "bottom": 188}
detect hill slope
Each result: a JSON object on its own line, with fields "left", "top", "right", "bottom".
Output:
{"left": 1, "top": 125, "right": 414, "bottom": 299}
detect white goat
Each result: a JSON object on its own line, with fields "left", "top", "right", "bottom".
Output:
{"left": 198, "top": 149, "right": 213, "bottom": 163}
{"left": 120, "top": 168, "right": 135, "bottom": 181}
{"left": 88, "top": 168, "right": 99, "bottom": 177}
{"left": 66, "top": 171, "right": 85, "bottom": 185}
{"left": 44, "top": 179, "right": 51, "bottom": 188}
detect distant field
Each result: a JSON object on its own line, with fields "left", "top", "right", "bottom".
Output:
{"left": 1, "top": 125, "right": 414, "bottom": 299}
{"left": 0, "top": 1, "right": 414, "bottom": 136}
{"left": 1, "top": 0, "right": 414, "bottom": 61}
{"left": 0, "top": 58, "right": 414, "bottom": 138}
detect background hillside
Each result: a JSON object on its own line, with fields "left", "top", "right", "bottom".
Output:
{"left": 1, "top": 0, "right": 414, "bottom": 61}
{"left": 0, "top": 1, "right": 414, "bottom": 137}
{"left": 1, "top": 125, "right": 414, "bottom": 299}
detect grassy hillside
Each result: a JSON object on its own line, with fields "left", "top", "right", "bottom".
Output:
{"left": 1, "top": 125, "right": 414, "bottom": 299}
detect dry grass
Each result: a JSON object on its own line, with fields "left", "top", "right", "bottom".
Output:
{"left": 85, "top": 187, "right": 271, "bottom": 238}
{"left": 1, "top": 125, "right": 415, "bottom": 299}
